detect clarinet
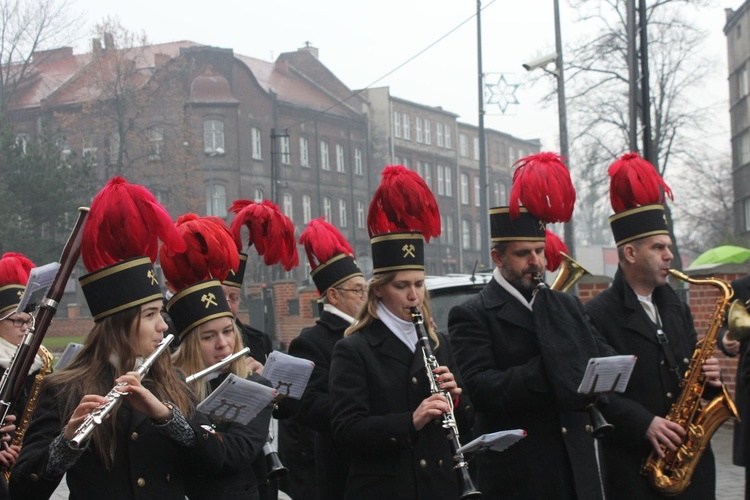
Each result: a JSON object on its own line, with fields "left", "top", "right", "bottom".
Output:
{"left": 70, "top": 334, "right": 175, "bottom": 449}
{"left": 411, "top": 307, "right": 481, "bottom": 499}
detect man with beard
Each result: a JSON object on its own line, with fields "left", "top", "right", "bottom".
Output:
{"left": 449, "top": 152, "right": 611, "bottom": 499}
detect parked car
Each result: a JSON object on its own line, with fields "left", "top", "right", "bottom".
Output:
{"left": 426, "top": 273, "right": 492, "bottom": 334}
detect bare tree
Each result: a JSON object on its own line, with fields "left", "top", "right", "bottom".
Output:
{"left": 0, "top": 0, "right": 82, "bottom": 112}
{"left": 560, "top": 0, "right": 724, "bottom": 257}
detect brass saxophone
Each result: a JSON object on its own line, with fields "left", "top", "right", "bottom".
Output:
{"left": 4, "top": 345, "right": 54, "bottom": 480}
{"left": 641, "top": 270, "right": 740, "bottom": 496}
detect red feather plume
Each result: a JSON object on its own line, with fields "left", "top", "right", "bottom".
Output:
{"left": 509, "top": 152, "right": 576, "bottom": 223}
{"left": 229, "top": 200, "right": 299, "bottom": 271}
{"left": 544, "top": 230, "right": 569, "bottom": 272}
{"left": 82, "top": 177, "right": 186, "bottom": 273}
{"left": 608, "top": 152, "right": 673, "bottom": 213}
{"left": 0, "top": 252, "right": 35, "bottom": 286}
{"left": 299, "top": 217, "right": 355, "bottom": 270}
{"left": 159, "top": 214, "right": 240, "bottom": 291}
{"left": 367, "top": 165, "right": 440, "bottom": 241}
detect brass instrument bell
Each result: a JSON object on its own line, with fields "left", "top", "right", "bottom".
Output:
{"left": 551, "top": 252, "right": 592, "bottom": 293}
{"left": 728, "top": 299, "right": 750, "bottom": 342}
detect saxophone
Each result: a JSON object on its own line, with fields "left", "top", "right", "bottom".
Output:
{"left": 4, "top": 345, "right": 54, "bottom": 480}
{"left": 641, "top": 270, "right": 740, "bottom": 496}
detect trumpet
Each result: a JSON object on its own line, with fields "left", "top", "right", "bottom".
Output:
{"left": 70, "top": 334, "right": 174, "bottom": 449}
{"left": 412, "top": 307, "right": 481, "bottom": 499}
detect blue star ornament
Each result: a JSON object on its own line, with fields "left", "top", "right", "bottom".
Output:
{"left": 486, "top": 75, "right": 520, "bottom": 114}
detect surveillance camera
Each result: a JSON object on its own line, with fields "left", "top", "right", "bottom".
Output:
{"left": 522, "top": 53, "right": 558, "bottom": 72}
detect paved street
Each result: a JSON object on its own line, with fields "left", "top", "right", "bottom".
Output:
{"left": 47, "top": 422, "right": 743, "bottom": 499}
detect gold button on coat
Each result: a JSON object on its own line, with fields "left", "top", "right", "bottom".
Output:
{"left": 561, "top": 427, "right": 568, "bottom": 434}
{"left": 130, "top": 432, "right": 138, "bottom": 441}
{"left": 419, "top": 459, "right": 427, "bottom": 468}
{"left": 411, "top": 377, "right": 418, "bottom": 385}
{"left": 137, "top": 478, "right": 146, "bottom": 487}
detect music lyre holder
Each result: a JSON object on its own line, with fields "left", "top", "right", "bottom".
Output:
{"left": 583, "top": 373, "right": 621, "bottom": 439}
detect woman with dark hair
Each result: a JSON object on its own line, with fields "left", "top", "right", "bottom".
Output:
{"left": 329, "top": 166, "right": 472, "bottom": 500}
{"left": 9, "top": 178, "right": 224, "bottom": 500}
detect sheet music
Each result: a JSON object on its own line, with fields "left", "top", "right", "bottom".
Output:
{"left": 457, "top": 429, "right": 526, "bottom": 455}
{"left": 197, "top": 374, "right": 277, "bottom": 425}
{"left": 15, "top": 263, "right": 60, "bottom": 314}
{"left": 577, "top": 355, "right": 637, "bottom": 394}
{"left": 55, "top": 342, "right": 83, "bottom": 370}
{"left": 262, "top": 351, "right": 314, "bottom": 400}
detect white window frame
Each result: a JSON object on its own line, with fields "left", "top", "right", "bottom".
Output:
{"left": 323, "top": 196, "right": 332, "bottom": 220}
{"left": 148, "top": 128, "right": 164, "bottom": 161}
{"left": 280, "top": 136, "right": 291, "bottom": 165}
{"left": 357, "top": 200, "right": 365, "bottom": 229}
{"left": 424, "top": 119, "right": 432, "bottom": 145}
{"left": 206, "top": 184, "right": 226, "bottom": 217}
{"left": 437, "top": 122, "right": 444, "bottom": 147}
{"left": 282, "top": 193, "right": 293, "bottom": 218}
{"left": 445, "top": 126, "right": 452, "bottom": 149}
{"left": 423, "top": 162, "right": 432, "bottom": 189}
{"left": 446, "top": 216, "right": 454, "bottom": 244}
{"left": 474, "top": 176, "right": 481, "bottom": 207}
{"left": 336, "top": 144, "right": 345, "bottom": 173}
{"left": 303, "top": 195, "right": 312, "bottom": 223}
{"left": 462, "top": 218, "right": 471, "bottom": 250}
{"left": 445, "top": 166, "right": 453, "bottom": 196}
{"left": 300, "top": 137, "right": 309, "bottom": 168}
{"left": 437, "top": 165, "right": 445, "bottom": 195}
{"left": 320, "top": 141, "right": 330, "bottom": 171}
{"left": 740, "top": 65, "right": 749, "bottom": 99}
{"left": 354, "top": 148, "right": 363, "bottom": 176}
{"left": 459, "top": 134, "right": 469, "bottom": 158}
{"left": 402, "top": 114, "right": 411, "bottom": 140}
{"left": 251, "top": 127, "right": 262, "bottom": 160}
{"left": 394, "top": 111, "right": 402, "bottom": 138}
{"left": 339, "top": 199, "right": 347, "bottom": 227}
{"left": 416, "top": 117, "right": 423, "bottom": 143}
{"left": 473, "top": 137, "right": 480, "bottom": 160}
{"left": 204, "top": 120, "right": 225, "bottom": 154}
{"left": 460, "top": 173, "right": 470, "bottom": 205}
{"left": 254, "top": 188, "right": 264, "bottom": 202}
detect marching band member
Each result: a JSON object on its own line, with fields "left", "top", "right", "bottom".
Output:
{"left": 160, "top": 213, "right": 273, "bottom": 500}
{"left": 585, "top": 153, "right": 720, "bottom": 499}
{"left": 287, "top": 217, "right": 367, "bottom": 499}
{"left": 329, "top": 166, "right": 473, "bottom": 500}
{"left": 449, "top": 152, "right": 612, "bottom": 499}
{"left": 10, "top": 178, "right": 224, "bottom": 499}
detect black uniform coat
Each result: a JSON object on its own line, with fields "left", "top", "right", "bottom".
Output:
{"left": 329, "top": 320, "right": 473, "bottom": 500}
{"left": 727, "top": 275, "right": 750, "bottom": 467}
{"left": 187, "top": 372, "right": 273, "bottom": 500}
{"left": 585, "top": 267, "right": 716, "bottom": 500}
{"left": 9, "top": 381, "right": 225, "bottom": 500}
{"left": 288, "top": 310, "right": 350, "bottom": 500}
{"left": 449, "top": 278, "right": 608, "bottom": 500}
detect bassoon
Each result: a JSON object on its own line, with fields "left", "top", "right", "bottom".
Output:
{"left": 0, "top": 207, "right": 88, "bottom": 426}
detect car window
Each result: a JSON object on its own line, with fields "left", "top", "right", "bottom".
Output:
{"left": 429, "top": 286, "right": 484, "bottom": 334}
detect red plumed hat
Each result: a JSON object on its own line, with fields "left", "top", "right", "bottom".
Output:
{"left": 607, "top": 153, "right": 672, "bottom": 247}
{"left": 544, "top": 230, "right": 569, "bottom": 272}
{"left": 79, "top": 177, "right": 183, "bottom": 321}
{"left": 159, "top": 214, "right": 240, "bottom": 292}
{"left": 368, "top": 165, "right": 440, "bottom": 274}
{"left": 229, "top": 200, "right": 299, "bottom": 271}
{"left": 300, "top": 218, "right": 363, "bottom": 294}
{"left": 0, "top": 252, "right": 35, "bottom": 315}
{"left": 509, "top": 152, "right": 576, "bottom": 223}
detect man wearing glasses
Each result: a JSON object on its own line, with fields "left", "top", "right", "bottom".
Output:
{"left": 283, "top": 219, "right": 367, "bottom": 500}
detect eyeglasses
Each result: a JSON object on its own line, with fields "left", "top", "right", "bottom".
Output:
{"left": 5, "top": 318, "right": 31, "bottom": 328}
{"left": 336, "top": 287, "right": 368, "bottom": 298}
{"left": 225, "top": 295, "right": 241, "bottom": 305}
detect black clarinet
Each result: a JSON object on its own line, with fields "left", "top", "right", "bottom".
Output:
{"left": 411, "top": 307, "right": 481, "bottom": 499}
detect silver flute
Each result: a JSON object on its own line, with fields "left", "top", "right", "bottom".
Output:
{"left": 185, "top": 347, "right": 250, "bottom": 383}
{"left": 70, "top": 334, "right": 174, "bottom": 449}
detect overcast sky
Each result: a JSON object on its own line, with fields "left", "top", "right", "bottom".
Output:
{"left": 70, "top": 0, "right": 742, "bottom": 154}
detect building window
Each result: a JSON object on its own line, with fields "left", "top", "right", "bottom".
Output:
{"left": 493, "top": 182, "right": 507, "bottom": 206}
{"left": 473, "top": 137, "right": 480, "bottom": 160}
{"left": 204, "top": 120, "right": 224, "bottom": 154}
{"left": 424, "top": 119, "right": 431, "bottom": 145}
{"left": 323, "top": 196, "right": 332, "bottom": 220}
{"left": 416, "top": 117, "right": 423, "bottom": 143}
{"left": 740, "top": 65, "right": 749, "bottom": 99}
{"left": 475, "top": 221, "right": 482, "bottom": 250}
{"left": 57, "top": 138, "right": 72, "bottom": 162}
{"left": 402, "top": 157, "right": 410, "bottom": 169}
{"left": 740, "top": 132, "right": 750, "bottom": 166}
{"left": 437, "top": 165, "right": 445, "bottom": 195}
{"left": 462, "top": 218, "right": 471, "bottom": 249}
{"left": 437, "top": 122, "right": 444, "bottom": 147}
{"left": 83, "top": 135, "right": 98, "bottom": 166}
{"left": 206, "top": 184, "right": 226, "bottom": 217}
{"left": 403, "top": 114, "right": 411, "bottom": 140}
{"left": 148, "top": 128, "right": 163, "bottom": 161}
{"left": 254, "top": 188, "right": 264, "bottom": 202}
{"left": 354, "top": 148, "right": 363, "bottom": 176}
{"left": 460, "top": 173, "right": 470, "bottom": 205}
{"left": 423, "top": 162, "right": 432, "bottom": 189}
{"left": 459, "top": 134, "right": 469, "bottom": 158}
{"left": 15, "top": 133, "right": 30, "bottom": 155}
{"left": 251, "top": 127, "right": 262, "bottom": 160}
{"left": 474, "top": 176, "right": 481, "bottom": 207}
{"left": 446, "top": 216, "right": 454, "bottom": 244}
{"left": 299, "top": 137, "right": 309, "bottom": 167}
{"left": 508, "top": 146, "right": 516, "bottom": 165}
{"left": 745, "top": 199, "right": 750, "bottom": 232}
{"left": 336, "top": 144, "right": 345, "bottom": 173}
{"left": 339, "top": 199, "right": 347, "bottom": 227}
{"left": 280, "top": 136, "right": 291, "bottom": 165}
{"left": 302, "top": 195, "right": 312, "bottom": 223}
{"left": 445, "top": 166, "right": 453, "bottom": 196}
{"left": 445, "top": 126, "right": 452, "bottom": 149}
{"left": 320, "top": 141, "right": 330, "bottom": 171}
{"left": 357, "top": 200, "right": 365, "bottom": 229}
{"left": 394, "top": 111, "right": 402, "bottom": 138}
{"left": 282, "top": 193, "right": 293, "bottom": 218}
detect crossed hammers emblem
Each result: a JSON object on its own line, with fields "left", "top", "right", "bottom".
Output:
{"left": 402, "top": 244, "right": 416, "bottom": 259}
{"left": 201, "top": 292, "right": 218, "bottom": 308}
{"left": 146, "top": 270, "right": 158, "bottom": 285}
{"left": 538, "top": 220, "right": 546, "bottom": 231}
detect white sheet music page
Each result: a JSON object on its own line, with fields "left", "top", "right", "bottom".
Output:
{"left": 55, "top": 342, "right": 83, "bottom": 370}
{"left": 262, "top": 351, "right": 315, "bottom": 400}
{"left": 457, "top": 429, "right": 527, "bottom": 455}
{"left": 577, "top": 355, "right": 637, "bottom": 394}
{"left": 197, "top": 374, "right": 277, "bottom": 425}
